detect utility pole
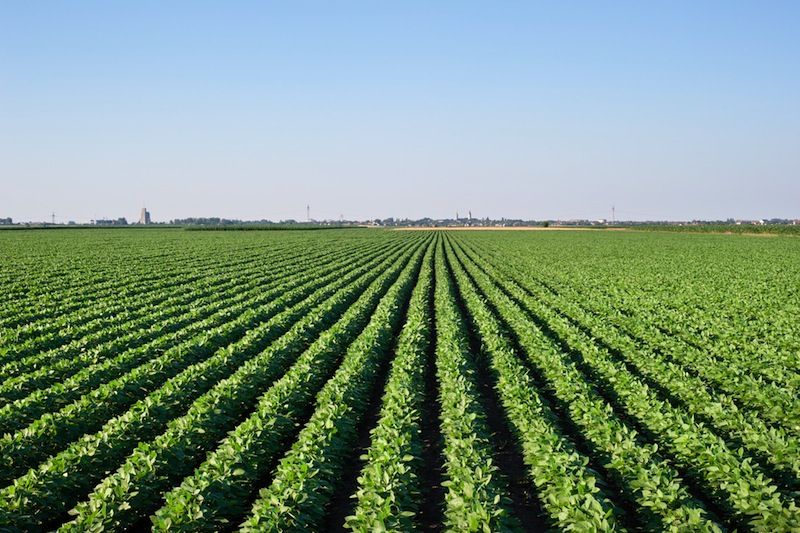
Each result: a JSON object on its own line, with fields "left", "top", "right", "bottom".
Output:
{"left": 612, "top": 205, "right": 615, "bottom": 224}
{"left": 306, "top": 205, "right": 310, "bottom": 222}
{"left": 51, "top": 212, "right": 55, "bottom": 225}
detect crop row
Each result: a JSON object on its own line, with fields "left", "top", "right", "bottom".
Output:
{"left": 0, "top": 248, "right": 260, "bottom": 351}
{"left": 447, "top": 235, "right": 800, "bottom": 531}
{"left": 445, "top": 236, "right": 723, "bottom": 531}
{"left": 0, "top": 237, "right": 413, "bottom": 484}
{"left": 426, "top": 239, "right": 520, "bottom": 531}
{"left": 0, "top": 235, "right": 274, "bottom": 308}
{"left": 469, "top": 234, "right": 800, "bottom": 394}
{"left": 479, "top": 239, "right": 800, "bottom": 428}
{"left": 0, "top": 238, "right": 423, "bottom": 529}
{"left": 344, "top": 242, "right": 435, "bottom": 530}
{"left": 0, "top": 241, "right": 358, "bottom": 386}
{"left": 1, "top": 228, "right": 795, "bottom": 531}
{"left": 0, "top": 238, "right": 361, "bottom": 353}
{"left": 455, "top": 237, "right": 800, "bottom": 488}
{"left": 238, "top": 240, "right": 430, "bottom": 531}
{"left": 0, "top": 240, "right": 276, "bottom": 333}
{"left": 0, "top": 238, "right": 390, "bottom": 434}
{"left": 57, "top": 237, "right": 430, "bottom": 531}
{"left": 144, "top": 238, "right": 428, "bottom": 531}
{"left": 445, "top": 242, "right": 629, "bottom": 530}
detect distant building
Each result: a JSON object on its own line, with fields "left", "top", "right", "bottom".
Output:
{"left": 0, "top": 217, "right": 12, "bottom": 225}
{"left": 139, "top": 208, "right": 151, "bottom": 224}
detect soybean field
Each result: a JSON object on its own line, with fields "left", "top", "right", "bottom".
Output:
{"left": 0, "top": 228, "right": 798, "bottom": 532}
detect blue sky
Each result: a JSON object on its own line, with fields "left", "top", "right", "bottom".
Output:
{"left": 2, "top": 1, "right": 798, "bottom": 222}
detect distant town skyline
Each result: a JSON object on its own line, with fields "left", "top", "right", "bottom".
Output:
{"left": 5, "top": 208, "right": 798, "bottom": 227}
{"left": 2, "top": 2, "right": 799, "bottom": 223}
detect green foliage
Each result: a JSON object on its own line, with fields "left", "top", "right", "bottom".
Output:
{"left": 0, "top": 228, "right": 797, "bottom": 531}
{"left": 344, "top": 245, "right": 434, "bottom": 531}
{"left": 154, "top": 240, "right": 429, "bottom": 531}
{"left": 445, "top": 240, "right": 624, "bottom": 530}
{"left": 239, "top": 241, "right": 430, "bottom": 531}
{"left": 428, "top": 240, "right": 521, "bottom": 532}
{"left": 635, "top": 223, "right": 800, "bottom": 236}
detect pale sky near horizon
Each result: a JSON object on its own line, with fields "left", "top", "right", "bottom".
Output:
{"left": 2, "top": 1, "right": 798, "bottom": 223}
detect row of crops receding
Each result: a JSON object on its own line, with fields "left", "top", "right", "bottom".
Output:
{"left": 0, "top": 228, "right": 798, "bottom": 531}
